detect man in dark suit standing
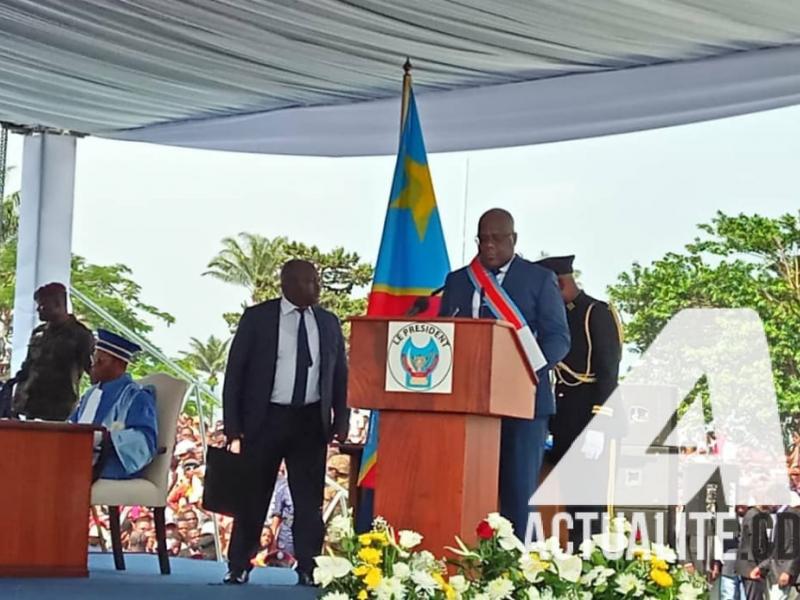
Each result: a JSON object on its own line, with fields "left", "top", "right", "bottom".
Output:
{"left": 222, "top": 259, "right": 349, "bottom": 585}
{"left": 438, "top": 208, "right": 570, "bottom": 538}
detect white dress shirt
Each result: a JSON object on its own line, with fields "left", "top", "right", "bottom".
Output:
{"left": 471, "top": 257, "right": 514, "bottom": 318}
{"left": 270, "top": 297, "right": 321, "bottom": 405}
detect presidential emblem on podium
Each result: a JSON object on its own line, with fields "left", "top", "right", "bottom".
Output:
{"left": 385, "top": 321, "right": 454, "bottom": 393}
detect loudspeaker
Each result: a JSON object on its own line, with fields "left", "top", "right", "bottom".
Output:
{"left": 618, "top": 384, "right": 680, "bottom": 447}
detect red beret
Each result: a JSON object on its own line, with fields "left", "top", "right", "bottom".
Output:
{"left": 34, "top": 282, "right": 67, "bottom": 300}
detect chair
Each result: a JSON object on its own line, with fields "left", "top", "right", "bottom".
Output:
{"left": 91, "top": 373, "right": 188, "bottom": 575}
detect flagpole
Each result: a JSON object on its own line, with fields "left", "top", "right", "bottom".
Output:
{"left": 400, "top": 58, "right": 412, "bottom": 134}
{"left": 460, "top": 157, "right": 471, "bottom": 264}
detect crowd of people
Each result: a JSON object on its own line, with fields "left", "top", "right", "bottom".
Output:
{"left": 674, "top": 437, "right": 800, "bottom": 600}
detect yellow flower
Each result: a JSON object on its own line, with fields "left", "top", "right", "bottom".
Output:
{"left": 371, "top": 531, "right": 389, "bottom": 546}
{"left": 358, "top": 590, "right": 368, "bottom": 600}
{"left": 364, "top": 567, "right": 383, "bottom": 590}
{"left": 353, "top": 565, "right": 371, "bottom": 577}
{"left": 651, "top": 568, "right": 673, "bottom": 588}
{"left": 358, "top": 547, "right": 383, "bottom": 565}
{"left": 433, "top": 572, "right": 456, "bottom": 600}
{"left": 651, "top": 558, "right": 668, "bottom": 571}
{"left": 359, "top": 531, "right": 389, "bottom": 547}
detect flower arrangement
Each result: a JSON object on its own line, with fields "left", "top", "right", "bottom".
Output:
{"left": 315, "top": 513, "right": 454, "bottom": 599}
{"left": 314, "top": 512, "right": 709, "bottom": 600}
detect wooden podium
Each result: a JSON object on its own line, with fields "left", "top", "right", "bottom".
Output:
{"left": 0, "top": 420, "right": 96, "bottom": 577}
{"left": 348, "top": 317, "right": 536, "bottom": 555}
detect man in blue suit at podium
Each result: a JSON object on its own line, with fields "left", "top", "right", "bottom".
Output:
{"left": 438, "top": 208, "right": 570, "bottom": 539}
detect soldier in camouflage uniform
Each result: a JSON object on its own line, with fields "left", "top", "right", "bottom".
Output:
{"left": 12, "top": 282, "right": 94, "bottom": 420}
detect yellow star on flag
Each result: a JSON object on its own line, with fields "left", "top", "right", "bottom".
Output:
{"left": 390, "top": 157, "right": 436, "bottom": 241}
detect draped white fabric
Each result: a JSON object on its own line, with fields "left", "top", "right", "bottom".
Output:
{"left": 1, "top": 1, "right": 800, "bottom": 155}
{"left": 111, "top": 45, "right": 800, "bottom": 156}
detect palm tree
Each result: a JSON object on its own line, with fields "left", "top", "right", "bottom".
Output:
{"left": 179, "top": 335, "right": 229, "bottom": 390}
{"left": 203, "top": 233, "right": 288, "bottom": 303}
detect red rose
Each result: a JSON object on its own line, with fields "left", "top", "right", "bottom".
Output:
{"left": 476, "top": 520, "right": 494, "bottom": 540}
{"left": 635, "top": 528, "right": 642, "bottom": 543}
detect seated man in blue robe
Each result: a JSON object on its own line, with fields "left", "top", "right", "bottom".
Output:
{"left": 69, "top": 329, "right": 158, "bottom": 481}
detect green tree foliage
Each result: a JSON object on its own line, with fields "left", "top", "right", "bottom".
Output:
{"left": 205, "top": 233, "right": 373, "bottom": 333}
{"left": 0, "top": 177, "right": 176, "bottom": 380}
{"left": 204, "top": 233, "right": 288, "bottom": 303}
{"left": 609, "top": 211, "right": 800, "bottom": 417}
{"left": 179, "top": 335, "right": 229, "bottom": 390}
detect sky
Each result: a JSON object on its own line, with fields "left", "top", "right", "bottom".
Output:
{"left": 4, "top": 104, "right": 800, "bottom": 360}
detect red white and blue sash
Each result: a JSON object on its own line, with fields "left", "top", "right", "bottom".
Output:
{"left": 467, "top": 256, "right": 547, "bottom": 375}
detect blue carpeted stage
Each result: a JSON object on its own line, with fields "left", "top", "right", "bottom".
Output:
{"left": 0, "top": 553, "right": 319, "bottom": 599}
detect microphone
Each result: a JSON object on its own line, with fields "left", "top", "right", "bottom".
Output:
{"left": 405, "top": 285, "right": 446, "bottom": 317}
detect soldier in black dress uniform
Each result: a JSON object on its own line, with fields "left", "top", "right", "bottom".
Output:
{"left": 535, "top": 255, "right": 623, "bottom": 546}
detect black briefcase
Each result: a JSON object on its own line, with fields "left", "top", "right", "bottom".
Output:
{"left": 0, "top": 379, "right": 15, "bottom": 419}
{"left": 202, "top": 445, "right": 247, "bottom": 517}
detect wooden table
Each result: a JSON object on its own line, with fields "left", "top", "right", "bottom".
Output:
{"left": 0, "top": 420, "right": 96, "bottom": 577}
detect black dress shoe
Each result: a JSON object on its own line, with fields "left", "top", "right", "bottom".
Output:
{"left": 223, "top": 569, "right": 250, "bottom": 585}
{"left": 296, "top": 571, "right": 317, "bottom": 587}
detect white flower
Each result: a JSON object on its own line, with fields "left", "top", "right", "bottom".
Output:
{"left": 578, "top": 539, "right": 596, "bottom": 558}
{"left": 375, "top": 576, "right": 407, "bottom": 600}
{"left": 487, "top": 512, "right": 516, "bottom": 538}
{"left": 393, "top": 562, "right": 410, "bottom": 580}
{"left": 411, "top": 570, "right": 439, "bottom": 594}
{"left": 609, "top": 516, "right": 632, "bottom": 534}
{"left": 580, "top": 592, "right": 593, "bottom": 600}
{"left": 615, "top": 573, "right": 645, "bottom": 597}
{"left": 554, "top": 554, "right": 582, "bottom": 582}
{"left": 581, "top": 566, "right": 615, "bottom": 587}
{"left": 398, "top": 530, "right": 423, "bottom": 549}
{"left": 592, "top": 531, "right": 628, "bottom": 556}
{"left": 312, "top": 556, "right": 353, "bottom": 587}
{"left": 650, "top": 542, "right": 678, "bottom": 563}
{"left": 526, "top": 587, "right": 541, "bottom": 600}
{"left": 677, "top": 583, "right": 704, "bottom": 600}
{"left": 529, "top": 536, "right": 565, "bottom": 560}
{"left": 540, "top": 587, "right": 556, "bottom": 600}
{"left": 327, "top": 514, "right": 353, "bottom": 542}
{"left": 450, "top": 575, "right": 469, "bottom": 594}
{"left": 446, "top": 536, "right": 481, "bottom": 559}
{"left": 486, "top": 577, "right": 515, "bottom": 600}
{"left": 321, "top": 593, "right": 351, "bottom": 600}
{"left": 498, "top": 533, "right": 526, "bottom": 552}
{"left": 410, "top": 550, "right": 437, "bottom": 572}
{"left": 473, "top": 594, "right": 491, "bottom": 600}
{"left": 519, "top": 553, "right": 548, "bottom": 583}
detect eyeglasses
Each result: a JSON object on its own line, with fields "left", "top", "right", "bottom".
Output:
{"left": 475, "top": 233, "right": 514, "bottom": 246}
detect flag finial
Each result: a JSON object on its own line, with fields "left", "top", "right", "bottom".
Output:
{"left": 403, "top": 57, "right": 412, "bottom": 75}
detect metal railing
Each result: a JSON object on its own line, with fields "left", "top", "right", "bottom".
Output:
{"left": 71, "top": 285, "right": 350, "bottom": 563}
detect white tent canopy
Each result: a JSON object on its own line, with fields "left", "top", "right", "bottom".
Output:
{"left": 2, "top": 1, "right": 800, "bottom": 368}
{"left": 1, "top": 1, "right": 800, "bottom": 155}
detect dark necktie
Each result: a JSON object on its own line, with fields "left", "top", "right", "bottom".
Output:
{"left": 291, "top": 308, "right": 313, "bottom": 406}
{"left": 480, "top": 268, "right": 501, "bottom": 318}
